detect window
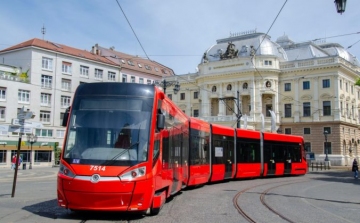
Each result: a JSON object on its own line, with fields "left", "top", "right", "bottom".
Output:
{"left": 266, "top": 104, "right": 272, "bottom": 117}
{"left": 147, "top": 80, "right": 152, "bottom": 85}
{"left": 18, "top": 90, "right": 30, "bottom": 103}
{"left": 212, "top": 86, "right": 216, "bottom": 92}
{"left": 194, "top": 92, "right": 198, "bottom": 99}
{"left": 0, "top": 88, "right": 6, "bottom": 100}
{"left": 324, "top": 142, "right": 332, "bottom": 154}
{"left": 168, "top": 94, "right": 172, "bottom": 100}
{"left": 346, "top": 83, "right": 348, "bottom": 92}
{"left": 40, "top": 111, "right": 51, "bottom": 123}
{"left": 285, "top": 128, "right": 291, "bottom": 134}
{"left": 60, "top": 112, "right": 65, "bottom": 125}
{"left": 284, "top": 104, "right": 292, "bottom": 117}
{"left": 264, "top": 60, "right": 272, "bottom": 66}
{"left": 339, "top": 79, "right": 342, "bottom": 89}
{"left": 40, "top": 93, "right": 51, "bottom": 106}
{"left": 80, "top": 65, "right": 89, "bottom": 77}
{"left": 41, "top": 75, "right": 52, "bottom": 88}
{"left": 323, "top": 101, "right": 331, "bottom": 116}
{"left": 0, "top": 107, "right": 5, "bottom": 120}
{"left": 36, "top": 129, "right": 53, "bottom": 137}
{"left": 303, "top": 102, "right": 311, "bottom": 117}
{"left": 304, "top": 128, "right": 311, "bottom": 134}
{"left": 266, "top": 81, "right": 271, "bottom": 88}
{"left": 0, "top": 150, "right": 6, "bottom": 163}
{"left": 131, "top": 76, "right": 135, "bottom": 83}
{"left": 193, "top": 109, "right": 199, "bottom": 117}
{"left": 42, "top": 57, "right": 53, "bottom": 70}
{"left": 324, "top": 127, "right": 331, "bottom": 134}
{"left": 35, "top": 151, "right": 52, "bottom": 162}
{"left": 122, "top": 74, "right": 127, "bottom": 82}
{"left": 61, "top": 96, "right": 71, "bottom": 108}
{"left": 57, "top": 130, "right": 65, "bottom": 138}
{"left": 145, "top": 65, "right": 151, "bottom": 70}
{"left": 108, "top": 71, "right": 116, "bottom": 81}
{"left": 304, "top": 142, "right": 311, "bottom": 152}
{"left": 61, "top": 79, "right": 71, "bottom": 91}
{"left": 284, "top": 83, "right": 291, "bottom": 91}
{"left": 127, "top": 60, "right": 134, "bottom": 66}
{"left": 322, "top": 79, "right": 330, "bottom": 88}
{"left": 161, "top": 69, "right": 167, "bottom": 74}
{"left": 139, "top": 78, "right": 144, "bottom": 84}
{"left": 138, "top": 63, "right": 142, "bottom": 68}
{"left": 62, "top": 62, "right": 72, "bottom": 74}
{"left": 351, "top": 85, "right": 354, "bottom": 94}
{"left": 303, "top": 81, "right": 310, "bottom": 90}
{"left": 180, "top": 93, "right": 185, "bottom": 100}
{"left": 227, "top": 84, "right": 232, "bottom": 91}
{"left": 95, "top": 69, "right": 103, "bottom": 79}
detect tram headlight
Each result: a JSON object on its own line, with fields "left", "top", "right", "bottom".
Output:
{"left": 119, "top": 166, "right": 146, "bottom": 181}
{"left": 59, "top": 163, "right": 76, "bottom": 178}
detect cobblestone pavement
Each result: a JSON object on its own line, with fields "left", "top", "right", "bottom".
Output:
{"left": 0, "top": 166, "right": 359, "bottom": 223}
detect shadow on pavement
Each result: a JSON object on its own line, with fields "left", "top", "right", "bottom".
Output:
{"left": 22, "top": 199, "right": 150, "bottom": 221}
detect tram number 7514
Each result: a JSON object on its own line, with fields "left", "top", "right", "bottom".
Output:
{"left": 90, "top": 165, "right": 106, "bottom": 171}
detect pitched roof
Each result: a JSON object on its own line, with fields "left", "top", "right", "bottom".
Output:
{"left": 0, "top": 38, "right": 119, "bottom": 66}
{"left": 0, "top": 38, "right": 176, "bottom": 77}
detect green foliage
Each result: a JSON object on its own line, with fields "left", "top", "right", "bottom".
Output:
{"left": 355, "top": 78, "right": 360, "bottom": 86}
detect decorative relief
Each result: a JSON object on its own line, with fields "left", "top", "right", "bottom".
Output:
{"left": 301, "top": 95, "right": 312, "bottom": 100}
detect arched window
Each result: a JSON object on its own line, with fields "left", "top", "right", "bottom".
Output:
{"left": 243, "top": 82, "right": 248, "bottom": 89}
{"left": 212, "top": 86, "right": 217, "bottom": 92}
{"left": 227, "top": 84, "right": 232, "bottom": 91}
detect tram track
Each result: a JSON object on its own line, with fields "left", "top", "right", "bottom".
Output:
{"left": 233, "top": 178, "right": 309, "bottom": 223}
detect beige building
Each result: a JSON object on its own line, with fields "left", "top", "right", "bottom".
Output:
{"left": 166, "top": 31, "right": 360, "bottom": 166}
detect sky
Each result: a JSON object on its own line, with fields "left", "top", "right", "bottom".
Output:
{"left": 0, "top": 0, "right": 359, "bottom": 75}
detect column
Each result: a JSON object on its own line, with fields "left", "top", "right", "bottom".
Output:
{"left": 218, "top": 84, "right": 225, "bottom": 116}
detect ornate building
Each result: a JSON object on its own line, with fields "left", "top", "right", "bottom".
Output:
{"left": 166, "top": 30, "right": 360, "bottom": 166}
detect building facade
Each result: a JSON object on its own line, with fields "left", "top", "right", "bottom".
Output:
{"left": 0, "top": 38, "right": 174, "bottom": 168}
{"left": 166, "top": 31, "right": 360, "bottom": 166}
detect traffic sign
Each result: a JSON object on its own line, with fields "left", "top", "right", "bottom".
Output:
{"left": 11, "top": 119, "right": 44, "bottom": 128}
{"left": 0, "top": 125, "right": 9, "bottom": 133}
{"left": 17, "top": 111, "right": 34, "bottom": 120}
{"left": 8, "top": 126, "right": 33, "bottom": 134}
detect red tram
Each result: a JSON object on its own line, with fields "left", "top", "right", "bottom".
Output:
{"left": 57, "top": 83, "right": 307, "bottom": 215}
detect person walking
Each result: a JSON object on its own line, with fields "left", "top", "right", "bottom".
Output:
{"left": 11, "top": 155, "right": 16, "bottom": 170}
{"left": 352, "top": 158, "right": 358, "bottom": 179}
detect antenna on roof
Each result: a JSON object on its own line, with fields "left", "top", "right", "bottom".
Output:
{"left": 41, "top": 24, "right": 46, "bottom": 40}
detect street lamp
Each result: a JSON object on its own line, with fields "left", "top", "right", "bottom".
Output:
{"left": 158, "top": 79, "right": 180, "bottom": 94}
{"left": 323, "top": 130, "right": 329, "bottom": 161}
{"left": 334, "top": 0, "right": 346, "bottom": 14}
{"left": 27, "top": 133, "right": 37, "bottom": 169}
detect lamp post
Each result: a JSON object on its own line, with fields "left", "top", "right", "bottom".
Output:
{"left": 27, "top": 133, "right": 37, "bottom": 169}
{"left": 334, "top": 0, "right": 346, "bottom": 14}
{"left": 159, "top": 79, "right": 180, "bottom": 95}
{"left": 324, "top": 130, "right": 329, "bottom": 161}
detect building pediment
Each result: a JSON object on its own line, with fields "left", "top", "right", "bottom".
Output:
{"left": 320, "top": 93, "right": 332, "bottom": 99}
{"left": 282, "top": 96, "right": 293, "bottom": 102}
{"left": 301, "top": 94, "right": 312, "bottom": 100}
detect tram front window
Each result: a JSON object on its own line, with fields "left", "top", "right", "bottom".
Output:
{"left": 63, "top": 97, "right": 152, "bottom": 165}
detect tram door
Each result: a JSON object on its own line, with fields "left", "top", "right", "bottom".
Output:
{"left": 284, "top": 146, "right": 292, "bottom": 174}
{"left": 224, "top": 139, "right": 234, "bottom": 179}
{"left": 170, "top": 131, "right": 181, "bottom": 194}
{"left": 264, "top": 144, "right": 275, "bottom": 175}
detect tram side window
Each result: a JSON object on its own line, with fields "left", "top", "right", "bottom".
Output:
{"left": 291, "top": 145, "right": 301, "bottom": 162}
{"left": 153, "top": 139, "right": 160, "bottom": 164}
{"left": 237, "top": 141, "right": 260, "bottom": 163}
{"left": 162, "top": 135, "right": 170, "bottom": 169}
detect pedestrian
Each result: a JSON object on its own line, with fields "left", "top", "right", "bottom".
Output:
{"left": 11, "top": 155, "right": 16, "bottom": 170}
{"left": 352, "top": 158, "right": 358, "bottom": 179}
{"left": 18, "top": 156, "right": 23, "bottom": 170}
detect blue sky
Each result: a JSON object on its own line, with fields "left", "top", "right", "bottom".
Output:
{"left": 1, "top": 0, "right": 359, "bottom": 75}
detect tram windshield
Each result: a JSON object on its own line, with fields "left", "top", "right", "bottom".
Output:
{"left": 63, "top": 97, "right": 153, "bottom": 166}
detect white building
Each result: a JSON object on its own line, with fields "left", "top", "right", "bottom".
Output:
{"left": 167, "top": 31, "right": 360, "bottom": 166}
{"left": 0, "top": 38, "right": 174, "bottom": 168}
